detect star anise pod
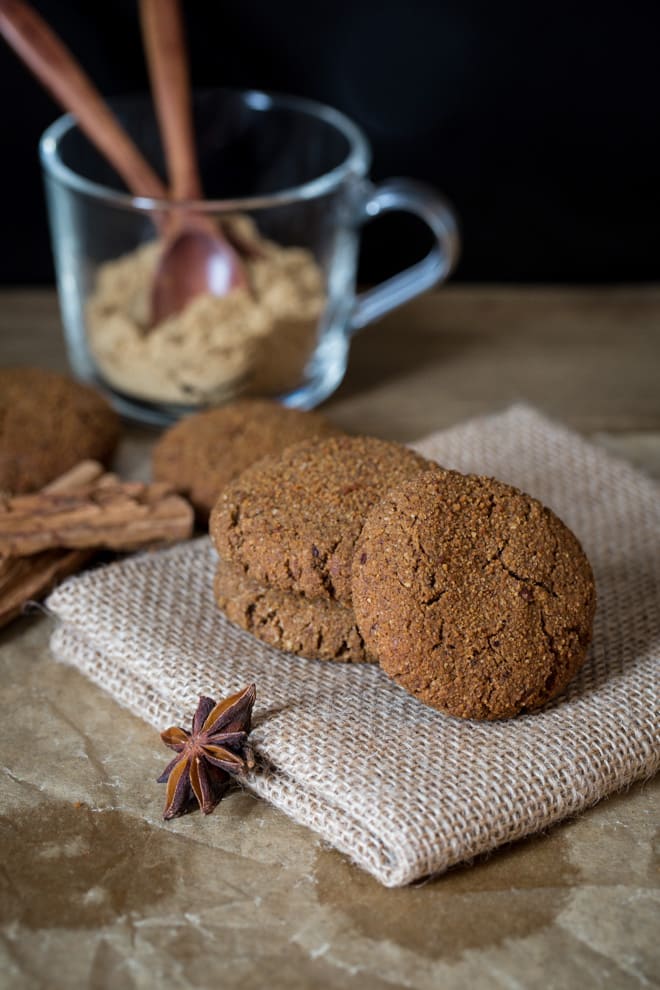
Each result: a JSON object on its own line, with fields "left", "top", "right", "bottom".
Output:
{"left": 157, "top": 683, "right": 256, "bottom": 820}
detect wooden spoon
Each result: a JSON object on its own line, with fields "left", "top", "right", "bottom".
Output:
{"left": 0, "top": 0, "right": 167, "bottom": 202}
{"left": 139, "top": 0, "right": 247, "bottom": 326}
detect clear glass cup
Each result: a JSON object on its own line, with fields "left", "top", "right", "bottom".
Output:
{"left": 40, "top": 88, "right": 459, "bottom": 425}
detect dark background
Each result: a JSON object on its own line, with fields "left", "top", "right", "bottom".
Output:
{"left": 3, "top": 0, "right": 660, "bottom": 284}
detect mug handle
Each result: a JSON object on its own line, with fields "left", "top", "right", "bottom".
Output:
{"left": 350, "top": 178, "right": 460, "bottom": 333}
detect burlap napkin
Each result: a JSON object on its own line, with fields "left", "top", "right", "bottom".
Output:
{"left": 46, "top": 406, "right": 660, "bottom": 887}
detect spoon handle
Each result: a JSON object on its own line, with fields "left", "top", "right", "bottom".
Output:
{"left": 139, "top": 0, "right": 202, "bottom": 201}
{"left": 0, "top": 0, "right": 167, "bottom": 199}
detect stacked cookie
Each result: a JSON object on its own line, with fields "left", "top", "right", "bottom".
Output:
{"left": 352, "top": 468, "right": 596, "bottom": 719}
{"left": 210, "top": 434, "right": 430, "bottom": 663}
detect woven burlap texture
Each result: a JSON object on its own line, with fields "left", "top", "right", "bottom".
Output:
{"left": 47, "top": 406, "right": 660, "bottom": 887}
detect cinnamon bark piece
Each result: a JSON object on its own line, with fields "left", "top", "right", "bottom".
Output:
{"left": 42, "top": 460, "right": 105, "bottom": 492}
{"left": 0, "top": 549, "right": 92, "bottom": 628}
{"left": 0, "top": 479, "right": 194, "bottom": 556}
{"left": 0, "top": 459, "right": 194, "bottom": 627}
{"left": 0, "top": 461, "right": 103, "bottom": 628}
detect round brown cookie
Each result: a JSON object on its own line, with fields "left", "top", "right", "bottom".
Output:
{"left": 214, "top": 557, "right": 373, "bottom": 663}
{"left": 352, "top": 468, "right": 596, "bottom": 721}
{"left": 152, "top": 399, "right": 343, "bottom": 520}
{"left": 210, "top": 435, "right": 431, "bottom": 606}
{"left": 0, "top": 367, "right": 120, "bottom": 494}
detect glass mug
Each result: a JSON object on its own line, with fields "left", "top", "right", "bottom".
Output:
{"left": 40, "top": 88, "right": 459, "bottom": 425}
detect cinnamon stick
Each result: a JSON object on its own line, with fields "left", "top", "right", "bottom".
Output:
{"left": 42, "top": 459, "right": 105, "bottom": 492}
{"left": 0, "top": 460, "right": 194, "bottom": 628}
{"left": 0, "top": 462, "right": 103, "bottom": 628}
{"left": 0, "top": 477, "right": 194, "bottom": 556}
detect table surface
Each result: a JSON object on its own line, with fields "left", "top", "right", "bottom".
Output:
{"left": 1, "top": 287, "right": 658, "bottom": 990}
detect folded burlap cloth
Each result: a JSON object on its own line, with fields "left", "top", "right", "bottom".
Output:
{"left": 47, "top": 406, "right": 659, "bottom": 887}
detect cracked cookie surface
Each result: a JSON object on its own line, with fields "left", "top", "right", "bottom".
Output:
{"left": 153, "top": 399, "right": 343, "bottom": 521}
{"left": 352, "top": 468, "right": 596, "bottom": 720}
{"left": 0, "top": 367, "right": 120, "bottom": 494}
{"left": 210, "top": 435, "right": 430, "bottom": 606}
{"left": 214, "top": 557, "right": 373, "bottom": 663}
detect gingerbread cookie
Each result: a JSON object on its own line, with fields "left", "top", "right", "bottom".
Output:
{"left": 352, "top": 468, "right": 596, "bottom": 720}
{"left": 214, "top": 557, "right": 372, "bottom": 663}
{"left": 153, "top": 399, "right": 343, "bottom": 520}
{"left": 0, "top": 367, "right": 120, "bottom": 494}
{"left": 210, "top": 435, "right": 430, "bottom": 606}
